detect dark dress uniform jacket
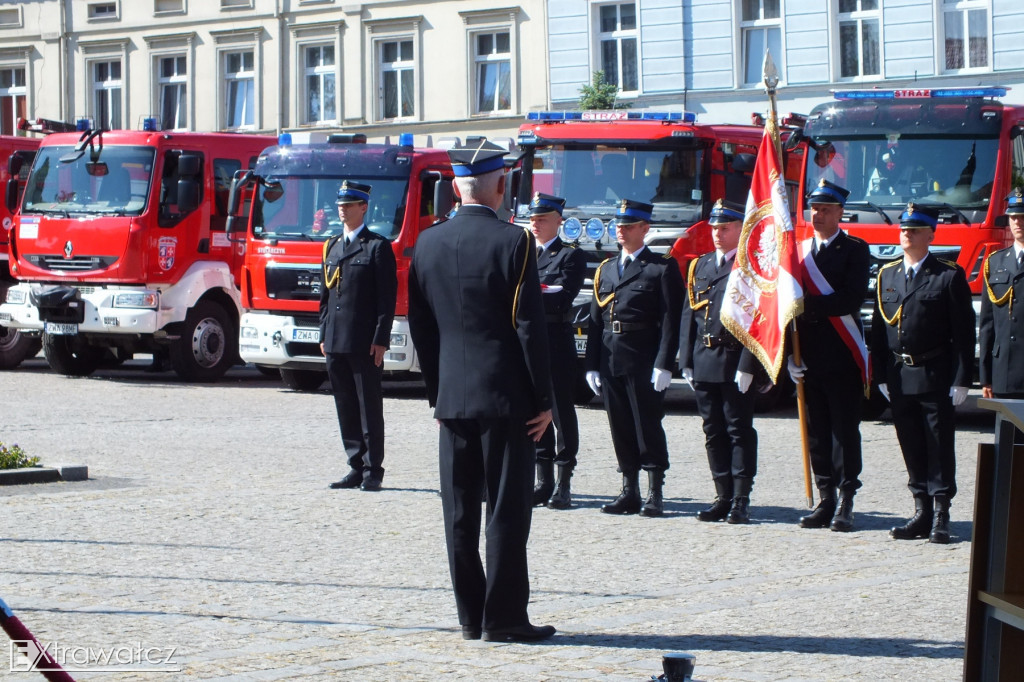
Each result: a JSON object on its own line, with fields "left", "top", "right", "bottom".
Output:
{"left": 979, "top": 247, "right": 1024, "bottom": 394}
{"left": 585, "top": 248, "right": 684, "bottom": 376}
{"left": 408, "top": 205, "right": 552, "bottom": 419}
{"left": 538, "top": 240, "right": 587, "bottom": 323}
{"left": 871, "top": 254, "right": 975, "bottom": 395}
{"left": 680, "top": 252, "right": 760, "bottom": 382}
{"left": 797, "top": 232, "right": 870, "bottom": 376}
{"left": 318, "top": 227, "right": 398, "bottom": 352}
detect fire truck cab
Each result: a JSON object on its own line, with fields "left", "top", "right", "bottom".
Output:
{"left": 793, "top": 88, "right": 1024, "bottom": 372}
{"left": 0, "top": 133, "right": 41, "bottom": 368}
{"left": 231, "top": 134, "right": 454, "bottom": 391}
{"left": 0, "top": 120, "right": 276, "bottom": 379}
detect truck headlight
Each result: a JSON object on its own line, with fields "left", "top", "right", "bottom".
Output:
{"left": 5, "top": 288, "right": 26, "bottom": 304}
{"left": 390, "top": 333, "right": 408, "bottom": 347}
{"left": 113, "top": 291, "right": 159, "bottom": 309}
{"left": 241, "top": 326, "right": 259, "bottom": 340}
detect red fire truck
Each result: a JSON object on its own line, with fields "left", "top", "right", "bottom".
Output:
{"left": 512, "top": 110, "right": 799, "bottom": 399}
{"left": 0, "top": 120, "right": 276, "bottom": 379}
{"left": 792, "top": 88, "right": 1024, "bottom": 382}
{"left": 0, "top": 133, "right": 41, "bottom": 368}
{"left": 229, "top": 133, "right": 454, "bottom": 390}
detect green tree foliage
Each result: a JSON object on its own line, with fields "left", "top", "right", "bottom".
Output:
{"left": 578, "top": 71, "right": 629, "bottom": 110}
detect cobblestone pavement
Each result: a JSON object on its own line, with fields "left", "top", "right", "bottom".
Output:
{"left": 0, "top": 358, "right": 992, "bottom": 681}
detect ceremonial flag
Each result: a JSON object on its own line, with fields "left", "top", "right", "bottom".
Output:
{"left": 719, "top": 119, "right": 803, "bottom": 383}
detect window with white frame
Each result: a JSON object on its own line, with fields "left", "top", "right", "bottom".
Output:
{"left": 92, "top": 60, "right": 122, "bottom": 129}
{"left": 154, "top": 0, "right": 184, "bottom": 14}
{"left": 838, "top": 0, "right": 880, "bottom": 78}
{"left": 597, "top": 3, "right": 638, "bottom": 93}
{"left": 741, "top": 0, "right": 782, "bottom": 85}
{"left": 88, "top": 2, "right": 118, "bottom": 20}
{"left": 224, "top": 50, "right": 255, "bottom": 129}
{"left": 379, "top": 39, "right": 414, "bottom": 120}
{"left": 0, "top": 66, "right": 25, "bottom": 136}
{"left": 474, "top": 31, "right": 511, "bottom": 113}
{"left": 304, "top": 44, "right": 336, "bottom": 124}
{"left": 157, "top": 56, "right": 187, "bottom": 131}
{"left": 942, "top": 0, "right": 989, "bottom": 72}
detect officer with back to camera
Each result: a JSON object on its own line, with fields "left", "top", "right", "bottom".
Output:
{"left": 585, "top": 199, "right": 684, "bottom": 518}
{"left": 680, "top": 200, "right": 760, "bottom": 525}
{"left": 320, "top": 180, "right": 398, "bottom": 492}
{"left": 980, "top": 187, "right": 1024, "bottom": 400}
{"left": 871, "top": 202, "right": 975, "bottom": 545}
{"left": 529, "top": 192, "right": 588, "bottom": 510}
{"left": 787, "top": 180, "right": 870, "bottom": 533}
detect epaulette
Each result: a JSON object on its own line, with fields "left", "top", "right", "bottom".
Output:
{"left": 846, "top": 233, "right": 868, "bottom": 245}
{"left": 937, "top": 258, "right": 958, "bottom": 269}
{"left": 879, "top": 259, "right": 904, "bottom": 272}
{"left": 429, "top": 216, "right": 450, "bottom": 227}
{"left": 662, "top": 252, "right": 674, "bottom": 260}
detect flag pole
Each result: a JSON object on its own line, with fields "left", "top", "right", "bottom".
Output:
{"left": 762, "top": 51, "right": 814, "bottom": 508}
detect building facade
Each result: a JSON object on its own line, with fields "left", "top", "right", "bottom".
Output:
{"left": 548, "top": 0, "right": 1024, "bottom": 121}
{"left": 0, "top": 0, "right": 551, "bottom": 143}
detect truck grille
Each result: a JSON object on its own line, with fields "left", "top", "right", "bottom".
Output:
{"left": 26, "top": 255, "right": 118, "bottom": 271}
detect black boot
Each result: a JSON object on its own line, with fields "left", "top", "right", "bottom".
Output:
{"left": 830, "top": 490, "right": 855, "bottom": 532}
{"left": 799, "top": 487, "right": 836, "bottom": 529}
{"left": 929, "top": 494, "right": 951, "bottom": 544}
{"left": 532, "top": 460, "right": 554, "bottom": 507}
{"left": 641, "top": 470, "right": 664, "bottom": 517}
{"left": 547, "top": 465, "right": 573, "bottom": 510}
{"left": 890, "top": 495, "right": 933, "bottom": 540}
{"left": 727, "top": 497, "right": 750, "bottom": 524}
{"left": 601, "top": 473, "right": 641, "bottom": 515}
{"left": 697, "top": 477, "right": 732, "bottom": 522}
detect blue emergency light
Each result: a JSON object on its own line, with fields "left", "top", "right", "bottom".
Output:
{"left": 526, "top": 110, "right": 697, "bottom": 123}
{"left": 76, "top": 118, "right": 92, "bottom": 131}
{"left": 278, "top": 132, "right": 292, "bottom": 146}
{"left": 561, "top": 217, "right": 583, "bottom": 241}
{"left": 833, "top": 87, "right": 1008, "bottom": 100}
{"left": 585, "top": 218, "right": 606, "bottom": 241}
{"left": 398, "top": 132, "right": 414, "bottom": 147}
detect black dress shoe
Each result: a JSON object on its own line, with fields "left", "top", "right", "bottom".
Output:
{"left": 360, "top": 477, "right": 382, "bottom": 491}
{"left": 482, "top": 623, "right": 556, "bottom": 643}
{"left": 329, "top": 469, "right": 363, "bottom": 489}
{"left": 799, "top": 499, "right": 836, "bottom": 529}
{"left": 697, "top": 497, "right": 731, "bottom": 522}
{"left": 461, "top": 625, "right": 482, "bottom": 640}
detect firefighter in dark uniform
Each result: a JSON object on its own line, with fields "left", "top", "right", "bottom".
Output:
{"left": 788, "top": 180, "right": 870, "bottom": 532}
{"left": 407, "top": 140, "right": 555, "bottom": 643}
{"left": 529, "top": 193, "right": 588, "bottom": 509}
{"left": 585, "top": 199, "right": 684, "bottom": 517}
{"left": 871, "top": 202, "right": 975, "bottom": 544}
{"left": 319, "top": 181, "right": 397, "bottom": 491}
{"left": 980, "top": 187, "right": 1024, "bottom": 400}
{"left": 680, "top": 200, "right": 761, "bottom": 524}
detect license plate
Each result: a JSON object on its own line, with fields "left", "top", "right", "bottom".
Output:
{"left": 291, "top": 328, "right": 320, "bottom": 342}
{"left": 575, "top": 337, "right": 587, "bottom": 354}
{"left": 45, "top": 322, "right": 78, "bottom": 335}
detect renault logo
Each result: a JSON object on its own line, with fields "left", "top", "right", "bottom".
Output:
{"left": 64, "top": 241, "right": 73, "bottom": 259}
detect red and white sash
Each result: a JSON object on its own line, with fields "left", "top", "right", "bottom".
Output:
{"left": 799, "top": 238, "right": 870, "bottom": 389}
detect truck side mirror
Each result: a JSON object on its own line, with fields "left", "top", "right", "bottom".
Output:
{"left": 177, "top": 178, "right": 199, "bottom": 214}
{"left": 177, "top": 154, "right": 201, "bottom": 176}
{"left": 995, "top": 214, "right": 1009, "bottom": 228}
{"left": 7, "top": 154, "right": 23, "bottom": 176}
{"left": 783, "top": 130, "right": 804, "bottom": 152}
{"left": 504, "top": 167, "right": 521, "bottom": 213}
{"left": 5, "top": 178, "right": 18, "bottom": 213}
{"left": 1011, "top": 125, "right": 1024, "bottom": 141}
{"left": 731, "top": 153, "right": 756, "bottom": 173}
{"left": 433, "top": 177, "right": 453, "bottom": 219}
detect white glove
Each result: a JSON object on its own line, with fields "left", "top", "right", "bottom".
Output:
{"left": 585, "top": 371, "right": 602, "bottom": 397}
{"left": 787, "top": 355, "right": 806, "bottom": 382}
{"left": 682, "top": 367, "right": 694, "bottom": 390}
{"left": 950, "top": 386, "right": 969, "bottom": 406}
{"left": 652, "top": 367, "right": 672, "bottom": 392}
{"left": 878, "top": 383, "right": 890, "bottom": 402}
{"left": 735, "top": 370, "right": 753, "bottom": 394}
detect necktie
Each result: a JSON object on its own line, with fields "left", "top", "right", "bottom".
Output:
{"left": 537, "top": 246, "right": 543, "bottom": 259}
{"left": 1018, "top": 251, "right": 1023, "bottom": 272}
{"left": 344, "top": 236, "right": 351, "bottom": 248}
{"left": 906, "top": 268, "right": 914, "bottom": 284}
{"left": 619, "top": 256, "right": 630, "bottom": 276}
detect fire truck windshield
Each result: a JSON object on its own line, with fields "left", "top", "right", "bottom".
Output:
{"left": 804, "top": 135, "right": 998, "bottom": 212}
{"left": 253, "top": 176, "right": 410, "bottom": 241}
{"left": 23, "top": 145, "right": 154, "bottom": 216}
{"left": 522, "top": 145, "right": 704, "bottom": 224}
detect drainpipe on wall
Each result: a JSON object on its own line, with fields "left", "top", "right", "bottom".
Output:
{"left": 276, "top": 0, "right": 285, "bottom": 134}
{"left": 60, "top": 0, "right": 69, "bottom": 121}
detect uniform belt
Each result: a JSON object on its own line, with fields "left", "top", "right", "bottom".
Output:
{"left": 607, "top": 319, "right": 655, "bottom": 334}
{"left": 702, "top": 333, "right": 740, "bottom": 350}
{"left": 893, "top": 347, "right": 946, "bottom": 367}
{"left": 545, "top": 312, "right": 572, "bottom": 323}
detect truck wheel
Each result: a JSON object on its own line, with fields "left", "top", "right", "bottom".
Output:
{"left": 42, "top": 333, "right": 101, "bottom": 377}
{"left": 0, "top": 327, "right": 41, "bottom": 369}
{"left": 279, "top": 368, "right": 326, "bottom": 391}
{"left": 170, "top": 301, "right": 236, "bottom": 381}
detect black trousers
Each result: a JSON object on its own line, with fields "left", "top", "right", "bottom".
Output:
{"left": 325, "top": 351, "right": 385, "bottom": 480}
{"left": 438, "top": 417, "right": 534, "bottom": 631}
{"left": 804, "top": 366, "right": 863, "bottom": 493}
{"left": 890, "top": 389, "right": 957, "bottom": 499}
{"left": 693, "top": 380, "right": 757, "bottom": 497}
{"left": 536, "top": 322, "right": 580, "bottom": 467}
{"left": 601, "top": 372, "right": 669, "bottom": 475}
